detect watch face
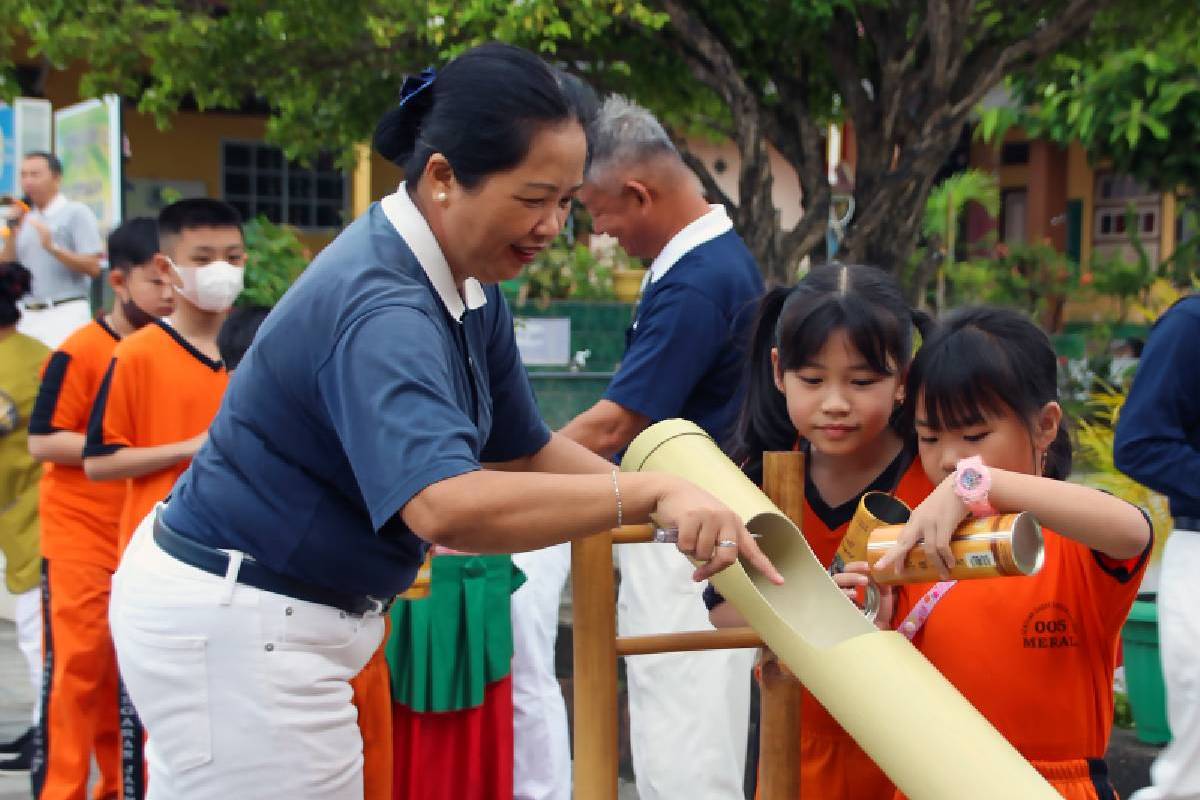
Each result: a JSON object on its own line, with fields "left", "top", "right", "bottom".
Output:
{"left": 960, "top": 468, "right": 984, "bottom": 491}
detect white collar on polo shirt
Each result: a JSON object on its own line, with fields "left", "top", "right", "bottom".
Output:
{"left": 647, "top": 204, "right": 733, "bottom": 284}
{"left": 37, "top": 193, "right": 67, "bottom": 217}
{"left": 380, "top": 182, "right": 487, "bottom": 322}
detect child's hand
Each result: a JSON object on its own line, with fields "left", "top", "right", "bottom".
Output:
{"left": 873, "top": 477, "right": 969, "bottom": 580}
{"left": 834, "top": 561, "right": 893, "bottom": 629}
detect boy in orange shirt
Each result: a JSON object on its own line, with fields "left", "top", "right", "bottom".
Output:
{"left": 26, "top": 218, "right": 175, "bottom": 798}
{"left": 84, "top": 199, "right": 243, "bottom": 798}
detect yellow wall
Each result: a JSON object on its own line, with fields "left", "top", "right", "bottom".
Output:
{"left": 36, "top": 63, "right": 353, "bottom": 254}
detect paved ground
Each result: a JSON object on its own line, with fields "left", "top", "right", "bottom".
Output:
{"left": 0, "top": 621, "right": 35, "bottom": 800}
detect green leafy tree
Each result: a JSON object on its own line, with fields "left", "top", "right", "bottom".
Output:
{"left": 981, "top": 1, "right": 1200, "bottom": 283}
{"left": 985, "top": 3, "right": 1200, "bottom": 198}
{"left": 3, "top": 0, "right": 1123, "bottom": 282}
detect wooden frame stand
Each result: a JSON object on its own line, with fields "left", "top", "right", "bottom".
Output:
{"left": 570, "top": 452, "right": 806, "bottom": 799}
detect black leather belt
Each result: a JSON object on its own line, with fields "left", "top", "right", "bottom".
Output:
{"left": 22, "top": 295, "right": 87, "bottom": 311}
{"left": 1175, "top": 516, "right": 1200, "bottom": 532}
{"left": 152, "top": 515, "right": 393, "bottom": 616}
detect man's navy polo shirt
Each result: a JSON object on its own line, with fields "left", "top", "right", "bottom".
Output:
{"left": 1114, "top": 294, "right": 1200, "bottom": 519}
{"left": 164, "top": 186, "right": 551, "bottom": 598}
{"left": 604, "top": 209, "right": 764, "bottom": 444}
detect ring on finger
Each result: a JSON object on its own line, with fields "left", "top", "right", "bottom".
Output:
{"left": 717, "top": 539, "right": 738, "bottom": 548}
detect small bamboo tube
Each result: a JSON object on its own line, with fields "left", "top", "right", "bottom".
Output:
{"left": 571, "top": 530, "right": 619, "bottom": 800}
{"left": 758, "top": 451, "right": 806, "bottom": 798}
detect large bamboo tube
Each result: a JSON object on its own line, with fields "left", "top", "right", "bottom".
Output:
{"left": 758, "top": 451, "right": 805, "bottom": 798}
{"left": 622, "top": 420, "right": 1059, "bottom": 800}
{"left": 571, "top": 530, "right": 619, "bottom": 800}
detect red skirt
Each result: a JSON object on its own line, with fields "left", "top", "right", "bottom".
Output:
{"left": 391, "top": 675, "right": 514, "bottom": 800}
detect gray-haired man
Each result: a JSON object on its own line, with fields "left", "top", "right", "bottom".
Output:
{"left": 558, "top": 95, "right": 763, "bottom": 799}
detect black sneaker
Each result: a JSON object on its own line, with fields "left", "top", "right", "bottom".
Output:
{"left": 0, "top": 727, "right": 32, "bottom": 756}
{"left": 0, "top": 733, "right": 31, "bottom": 774}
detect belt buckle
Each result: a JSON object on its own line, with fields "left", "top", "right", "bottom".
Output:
{"left": 366, "top": 595, "right": 395, "bottom": 616}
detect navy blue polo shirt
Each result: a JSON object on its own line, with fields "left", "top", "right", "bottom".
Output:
{"left": 604, "top": 210, "right": 764, "bottom": 443}
{"left": 163, "top": 186, "right": 551, "bottom": 598}
{"left": 1114, "top": 295, "right": 1200, "bottom": 519}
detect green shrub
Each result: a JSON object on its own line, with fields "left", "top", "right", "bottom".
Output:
{"left": 239, "top": 217, "right": 309, "bottom": 308}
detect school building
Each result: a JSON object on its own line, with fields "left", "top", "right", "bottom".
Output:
{"left": 965, "top": 132, "right": 1194, "bottom": 272}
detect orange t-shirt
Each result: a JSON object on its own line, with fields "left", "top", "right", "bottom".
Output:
{"left": 85, "top": 320, "right": 228, "bottom": 554}
{"left": 29, "top": 317, "right": 126, "bottom": 570}
{"left": 795, "top": 449, "right": 936, "bottom": 799}
{"left": 893, "top": 526, "right": 1150, "bottom": 763}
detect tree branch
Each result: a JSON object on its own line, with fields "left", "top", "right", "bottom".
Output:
{"left": 676, "top": 141, "right": 735, "bottom": 211}
{"left": 946, "top": 0, "right": 1112, "bottom": 120}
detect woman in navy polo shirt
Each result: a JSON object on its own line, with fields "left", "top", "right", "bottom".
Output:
{"left": 107, "top": 43, "right": 781, "bottom": 800}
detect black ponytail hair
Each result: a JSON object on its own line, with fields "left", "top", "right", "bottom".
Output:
{"left": 728, "top": 264, "right": 928, "bottom": 484}
{"left": 0, "top": 261, "right": 31, "bottom": 327}
{"left": 902, "top": 306, "right": 1072, "bottom": 480}
{"left": 373, "top": 42, "right": 597, "bottom": 190}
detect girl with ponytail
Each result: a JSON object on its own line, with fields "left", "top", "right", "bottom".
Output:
{"left": 877, "top": 306, "right": 1151, "bottom": 800}
{"left": 712, "top": 263, "right": 937, "bottom": 799}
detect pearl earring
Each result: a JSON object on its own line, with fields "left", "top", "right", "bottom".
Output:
{"left": 435, "top": 191, "right": 448, "bottom": 203}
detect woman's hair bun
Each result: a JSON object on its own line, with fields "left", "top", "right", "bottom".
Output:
{"left": 373, "top": 68, "right": 437, "bottom": 166}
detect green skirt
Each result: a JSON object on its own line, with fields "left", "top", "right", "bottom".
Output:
{"left": 386, "top": 554, "right": 525, "bottom": 713}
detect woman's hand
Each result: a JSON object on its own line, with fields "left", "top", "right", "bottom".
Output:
{"left": 873, "top": 476, "right": 969, "bottom": 580}
{"left": 834, "top": 561, "right": 893, "bottom": 629}
{"left": 654, "top": 477, "right": 784, "bottom": 585}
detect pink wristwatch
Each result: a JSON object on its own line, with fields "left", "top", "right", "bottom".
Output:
{"left": 953, "top": 455, "right": 997, "bottom": 518}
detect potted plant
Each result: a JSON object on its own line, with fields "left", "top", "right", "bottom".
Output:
{"left": 609, "top": 246, "right": 647, "bottom": 304}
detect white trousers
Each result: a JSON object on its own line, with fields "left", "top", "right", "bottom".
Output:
{"left": 1132, "top": 531, "right": 1200, "bottom": 800}
{"left": 17, "top": 299, "right": 91, "bottom": 349}
{"left": 617, "top": 542, "right": 755, "bottom": 800}
{"left": 511, "top": 544, "right": 572, "bottom": 800}
{"left": 14, "top": 587, "right": 42, "bottom": 725}
{"left": 109, "top": 512, "right": 385, "bottom": 800}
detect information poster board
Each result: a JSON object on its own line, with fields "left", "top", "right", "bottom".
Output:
{"left": 0, "top": 98, "right": 53, "bottom": 197}
{"left": 54, "top": 95, "right": 122, "bottom": 232}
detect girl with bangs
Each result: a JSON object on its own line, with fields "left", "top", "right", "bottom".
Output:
{"left": 877, "top": 306, "right": 1152, "bottom": 800}
{"left": 708, "top": 263, "right": 935, "bottom": 799}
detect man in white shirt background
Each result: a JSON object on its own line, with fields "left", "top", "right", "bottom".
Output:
{"left": 1, "top": 151, "right": 103, "bottom": 348}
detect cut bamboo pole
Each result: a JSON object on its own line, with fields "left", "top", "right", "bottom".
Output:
{"left": 615, "top": 627, "right": 762, "bottom": 657}
{"left": 759, "top": 450, "right": 806, "bottom": 798}
{"left": 610, "top": 524, "right": 657, "bottom": 545}
{"left": 571, "top": 530, "right": 619, "bottom": 800}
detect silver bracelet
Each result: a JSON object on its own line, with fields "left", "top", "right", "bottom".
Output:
{"left": 611, "top": 468, "right": 623, "bottom": 529}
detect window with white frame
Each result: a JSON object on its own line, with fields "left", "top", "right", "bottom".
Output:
{"left": 222, "top": 141, "right": 346, "bottom": 229}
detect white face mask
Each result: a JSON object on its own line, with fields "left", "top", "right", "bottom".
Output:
{"left": 168, "top": 258, "right": 244, "bottom": 312}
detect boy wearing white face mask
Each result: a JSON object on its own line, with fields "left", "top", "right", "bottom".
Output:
{"left": 82, "top": 198, "right": 242, "bottom": 551}
{"left": 80, "top": 199, "right": 241, "bottom": 798}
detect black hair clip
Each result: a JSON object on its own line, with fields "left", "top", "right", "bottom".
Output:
{"left": 398, "top": 67, "right": 437, "bottom": 109}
